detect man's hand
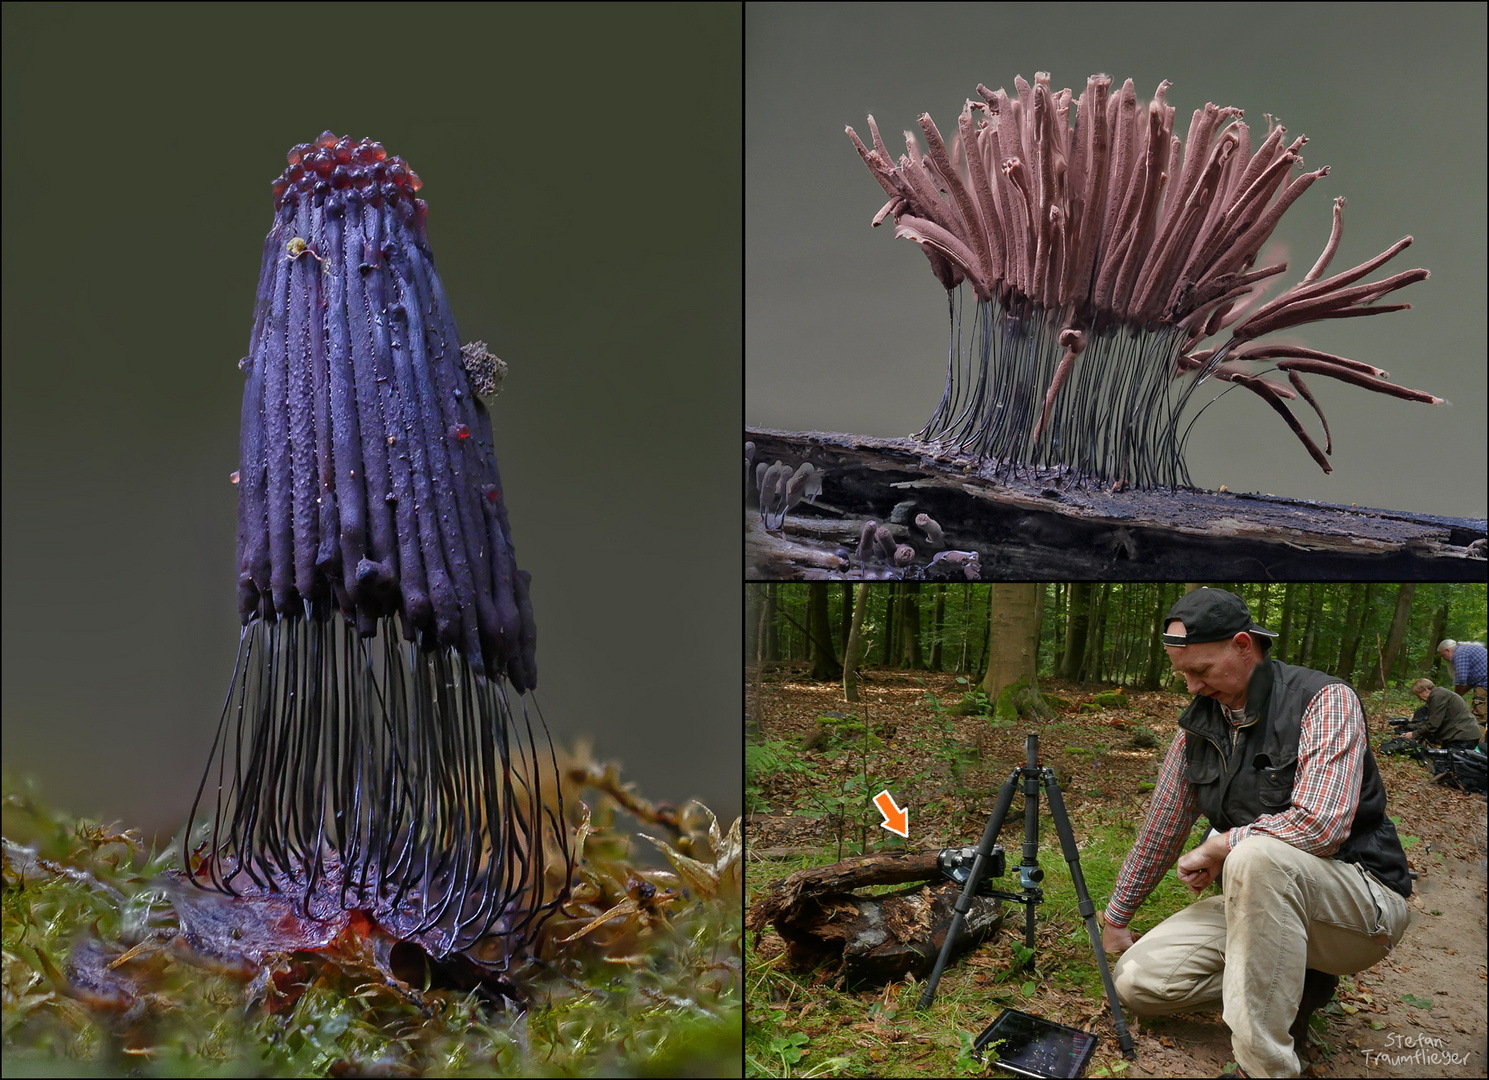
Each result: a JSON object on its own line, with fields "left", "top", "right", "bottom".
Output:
{"left": 1100, "top": 915, "right": 1139, "bottom": 954}
{"left": 1176, "top": 830, "right": 1231, "bottom": 895}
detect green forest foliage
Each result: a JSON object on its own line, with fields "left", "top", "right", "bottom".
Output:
{"left": 749, "top": 583, "right": 1486, "bottom": 690}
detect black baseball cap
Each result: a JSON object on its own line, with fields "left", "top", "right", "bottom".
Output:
{"left": 1163, "top": 588, "right": 1278, "bottom": 647}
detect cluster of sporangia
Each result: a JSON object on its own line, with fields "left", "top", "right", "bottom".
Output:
{"left": 849, "top": 73, "right": 1441, "bottom": 485}
{"left": 747, "top": 439, "right": 981, "bottom": 579}
{"left": 272, "top": 132, "right": 424, "bottom": 211}
{"left": 748, "top": 442, "right": 825, "bottom": 530}
{"left": 857, "top": 513, "right": 981, "bottom": 581}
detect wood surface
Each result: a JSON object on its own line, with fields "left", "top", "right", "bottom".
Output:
{"left": 747, "top": 850, "right": 1005, "bottom": 986}
{"left": 746, "top": 427, "right": 1488, "bottom": 580}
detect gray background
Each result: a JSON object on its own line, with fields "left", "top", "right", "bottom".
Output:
{"left": 2, "top": 5, "right": 742, "bottom": 839}
{"left": 747, "top": 3, "right": 1486, "bottom": 519}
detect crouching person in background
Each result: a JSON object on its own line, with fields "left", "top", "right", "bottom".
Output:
{"left": 1406, "top": 677, "right": 1482, "bottom": 750}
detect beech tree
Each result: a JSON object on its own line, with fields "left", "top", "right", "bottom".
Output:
{"left": 1060, "top": 583, "right": 1093, "bottom": 682}
{"left": 1362, "top": 583, "right": 1416, "bottom": 691}
{"left": 807, "top": 583, "right": 841, "bottom": 681}
{"left": 843, "top": 582, "right": 870, "bottom": 703}
{"left": 982, "top": 584, "right": 1051, "bottom": 721}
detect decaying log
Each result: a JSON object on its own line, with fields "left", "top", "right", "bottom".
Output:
{"left": 747, "top": 851, "right": 1004, "bottom": 986}
{"left": 746, "top": 427, "right": 1488, "bottom": 581}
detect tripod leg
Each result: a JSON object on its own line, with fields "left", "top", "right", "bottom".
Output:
{"left": 916, "top": 766, "right": 1020, "bottom": 1011}
{"left": 1020, "top": 739, "right": 1041, "bottom": 968}
{"left": 1043, "top": 770, "right": 1136, "bottom": 1059}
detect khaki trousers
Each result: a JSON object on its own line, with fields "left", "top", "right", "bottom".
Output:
{"left": 1112, "top": 834, "right": 1410, "bottom": 1078}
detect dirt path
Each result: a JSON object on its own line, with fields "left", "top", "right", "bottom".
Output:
{"left": 1129, "top": 848, "right": 1487, "bottom": 1078}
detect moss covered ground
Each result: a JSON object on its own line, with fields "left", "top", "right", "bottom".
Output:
{"left": 2, "top": 765, "right": 741, "bottom": 1077}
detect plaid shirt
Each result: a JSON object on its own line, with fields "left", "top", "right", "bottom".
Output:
{"left": 1104, "top": 682, "right": 1365, "bottom": 928}
{"left": 1452, "top": 642, "right": 1488, "bottom": 690}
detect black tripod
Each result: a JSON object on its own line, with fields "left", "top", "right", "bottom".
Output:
{"left": 917, "top": 732, "right": 1135, "bottom": 1060}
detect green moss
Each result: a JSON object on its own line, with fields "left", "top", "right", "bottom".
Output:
{"left": 2, "top": 774, "right": 740, "bottom": 1077}
{"left": 992, "top": 679, "right": 1056, "bottom": 723}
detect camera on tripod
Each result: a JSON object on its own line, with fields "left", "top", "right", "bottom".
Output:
{"left": 1387, "top": 716, "right": 1413, "bottom": 732}
{"left": 937, "top": 844, "right": 1006, "bottom": 894}
{"left": 919, "top": 732, "right": 1136, "bottom": 1064}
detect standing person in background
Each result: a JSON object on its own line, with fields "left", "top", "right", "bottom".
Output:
{"left": 1437, "top": 640, "right": 1487, "bottom": 728}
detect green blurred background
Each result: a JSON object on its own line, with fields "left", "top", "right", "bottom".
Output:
{"left": 747, "top": 3, "right": 1486, "bottom": 520}
{"left": 2, "top": 4, "right": 742, "bottom": 840}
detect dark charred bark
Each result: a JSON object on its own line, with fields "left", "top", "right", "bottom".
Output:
{"left": 745, "top": 428, "right": 1486, "bottom": 581}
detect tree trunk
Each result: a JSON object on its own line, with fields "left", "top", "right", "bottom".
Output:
{"left": 808, "top": 582, "right": 841, "bottom": 680}
{"left": 974, "top": 587, "right": 992, "bottom": 676}
{"left": 880, "top": 583, "right": 896, "bottom": 666}
{"left": 804, "top": 591, "right": 817, "bottom": 662}
{"left": 750, "top": 584, "right": 768, "bottom": 735}
{"left": 958, "top": 584, "right": 972, "bottom": 673}
{"left": 1113, "top": 585, "right": 1135, "bottom": 685}
{"left": 764, "top": 584, "right": 780, "bottom": 661}
{"left": 841, "top": 583, "right": 853, "bottom": 656}
{"left": 1298, "top": 583, "right": 1320, "bottom": 669}
{"left": 929, "top": 585, "right": 947, "bottom": 672}
{"left": 1141, "top": 583, "right": 1169, "bottom": 690}
{"left": 1051, "top": 583, "right": 1066, "bottom": 674}
{"left": 1061, "top": 583, "right": 1093, "bottom": 682}
{"left": 843, "top": 582, "right": 871, "bottom": 703}
{"left": 1363, "top": 583, "right": 1416, "bottom": 691}
{"left": 746, "top": 583, "right": 762, "bottom": 665}
{"left": 1276, "top": 583, "right": 1296, "bottom": 664}
{"left": 1333, "top": 583, "right": 1363, "bottom": 677}
{"left": 1336, "top": 582, "right": 1372, "bottom": 682}
{"left": 1085, "top": 584, "right": 1110, "bottom": 683}
{"left": 899, "top": 583, "right": 924, "bottom": 669}
{"left": 1420, "top": 590, "right": 1450, "bottom": 676}
{"left": 1424, "top": 590, "right": 1450, "bottom": 680}
{"left": 983, "top": 584, "right": 1051, "bottom": 721}
{"left": 1254, "top": 582, "right": 1270, "bottom": 628}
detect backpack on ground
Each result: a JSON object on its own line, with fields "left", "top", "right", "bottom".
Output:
{"left": 1378, "top": 735, "right": 1426, "bottom": 763}
{"left": 1425, "top": 748, "right": 1487, "bottom": 794}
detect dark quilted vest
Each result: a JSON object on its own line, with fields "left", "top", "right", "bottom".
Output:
{"left": 1179, "top": 657, "right": 1412, "bottom": 898}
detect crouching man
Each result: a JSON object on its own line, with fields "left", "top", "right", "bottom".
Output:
{"left": 1100, "top": 589, "right": 1412, "bottom": 1078}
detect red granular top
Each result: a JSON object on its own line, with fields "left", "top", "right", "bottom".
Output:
{"left": 270, "top": 130, "right": 423, "bottom": 210}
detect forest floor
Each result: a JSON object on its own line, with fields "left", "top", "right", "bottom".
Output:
{"left": 745, "top": 666, "right": 1488, "bottom": 1079}
{"left": 2, "top": 757, "right": 742, "bottom": 1078}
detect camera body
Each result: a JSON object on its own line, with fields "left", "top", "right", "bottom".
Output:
{"left": 1387, "top": 716, "right": 1413, "bottom": 732}
{"left": 937, "top": 845, "right": 1007, "bottom": 895}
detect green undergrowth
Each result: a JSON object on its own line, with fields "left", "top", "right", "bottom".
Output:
{"left": 746, "top": 809, "right": 1208, "bottom": 1078}
{"left": 2, "top": 774, "right": 741, "bottom": 1077}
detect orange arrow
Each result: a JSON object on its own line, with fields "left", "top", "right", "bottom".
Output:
{"left": 873, "top": 789, "right": 909, "bottom": 837}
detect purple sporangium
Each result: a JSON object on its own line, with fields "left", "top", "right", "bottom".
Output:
{"left": 183, "top": 131, "right": 569, "bottom": 970}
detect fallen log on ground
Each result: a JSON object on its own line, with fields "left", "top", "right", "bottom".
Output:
{"left": 746, "top": 427, "right": 1488, "bottom": 581}
{"left": 747, "top": 850, "right": 1004, "bottom": 986}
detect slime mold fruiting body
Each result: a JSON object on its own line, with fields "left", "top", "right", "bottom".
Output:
{"left": 849, "top": 73, "right": 1440, "bottom": 488}
{"left": 188, "top": 132, "right": 566, "bottom": 964}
